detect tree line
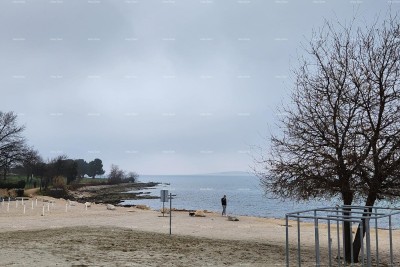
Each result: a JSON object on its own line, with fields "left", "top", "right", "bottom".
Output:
{"left": 0, "top": 111, "right": 137, "bottom": 190}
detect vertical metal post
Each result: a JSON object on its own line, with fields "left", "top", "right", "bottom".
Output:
{"left": 365, "top": 218, "right": 371, "bottom": 267}
{"left": 169, "top": 193, "right": 172, "bottom": 235}
{"left": 350, "top": 221, "right": 354, "bottom": 266}
{"left": 314, "top": 210, "right": 320, "bottom": 266}
{"left": 328, "top": 219, "right": 332, "bottom": 267}
{"left": 286, "top": 215, "right": 290, "bottom": 267}
{"left": 297, "top": 215, "right": 301, "bottom": 267}
{"left": 360, "top": 222, "right": 364, "bottom": 266}
{"left": 337, "top": 207, "right": 342, "bottom": 267}
{"left": 389, "top": 215, "right": 393, "bottom": 267}
{"left": 342, "top": 219, "right": 346, "bottom": 267}
{"left": 375, "top": 212, "right": 379, "bottom": 266}
{"left": 162, "top": 201, "right": 165, "bottom": 217}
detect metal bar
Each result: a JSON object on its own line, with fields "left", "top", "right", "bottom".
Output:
{"left": 337, "top": 207, "right": 341, "bottom": 267}
{"left": 297, "top": 215, "right": 301, "bottom": 267}
{"left": 286, "top": 215, "right": 290, "bottom": 267}
{"left": 389, "top": 215, "right": 393, "bottom": 267}
{"left": 375, "top": 213, "right": 379, "bottom": 266}
{"left": 285, "top": 207, "right": 338, "bottom": 216}
{"left": 287, "top": 214, "right": 363, "bottom": 223}
{"left": 314, "top": 212, "right": 320, "bottom": 266}
{"left": 342, "top": 205, "right": 400, "bottom": 211}
{"left": 343, "top": 219, "right": 346, "bottom": 267}
{"left": 169, "top": 193, "right": 172, "bottom": 235}
{"left": 365, "top": 218, "right": 371, "bottom": 267}
{"left": 329, "top": 211, "right": 388, "bottom": 218}
{"left": 350, "top": 221, "right": 354, "bottom": 266}
{"left": 328, "top": 219, "right": 332, "bottom": 267}
{"left": 360, "top": 222, "right": 364, "bottom": 267}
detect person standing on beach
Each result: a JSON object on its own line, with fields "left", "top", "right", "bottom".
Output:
{"left": 221, "top": 195, "right": 227, "bottom": 216}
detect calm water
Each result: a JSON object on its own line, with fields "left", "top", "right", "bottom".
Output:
{"left": 121, "top": 174, "right": 342, "bottom": 218}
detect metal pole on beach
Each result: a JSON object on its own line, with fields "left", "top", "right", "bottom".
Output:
{"left": 169, "top": 193, "right": 176, "bottom": 236}
{"left": 389, "top": 215, "right": 394, "bottom": 266}
{"left": 314, "top": 211, "right": 320, "bottom": 266}
{"left": 285, "top": 215, "right": 289, "bottom": 267}
{"left": 297, "top": 215, "right": 301, "bottom": 267}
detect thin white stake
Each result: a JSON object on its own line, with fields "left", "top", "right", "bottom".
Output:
{"left": 22, "top": 198, "right": 24, "bottom": 205}
{"left": 23, "top": 205, "right": 26, "bottom": 214}
{"left": 65, "top": 203, "right": 68, "bottom": 212}
{"left": 35, "top": 198, "right": 37, "bottom": 206}
{"left": 42, "top": 205, "right": 45, "bottom": 216}
{"left": 2, "top": 199, "right": 4, "bottom": 206}
{"left": 31, "top": 200, "right": 34, "bottom": 209}
{"left": 47, "top": 203, "right": 50, "bottom": 212}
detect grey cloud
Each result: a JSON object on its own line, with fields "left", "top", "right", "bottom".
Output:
{"left": 0, "top": 0, "right": 398, "bottom": 174}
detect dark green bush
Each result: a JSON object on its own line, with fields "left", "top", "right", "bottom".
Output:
{"left": 44, "top": 188, "right": 69, "bottom": 199}
{"left": 15, "top": 189, "right": 24, "bottom": 197}
{"left": 0, "top": 180, "right": 26, "bottom": 190}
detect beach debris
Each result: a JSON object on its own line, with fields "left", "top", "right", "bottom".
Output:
{"left": 135, "top": 205, "right": 150, "bottom": 210}
{"left": 85, "top": 202, "right": 92, "bottom": 208}
{"left": 107, "top": 204, "right": 116, "bottom": 210}
{"left": 228, "top": 216, "right": 239, "bottom": 221}
{"left": 194, "top": 210, "right": 206, "bottom": 217}
{"left": 161, "top": 208, "right": 170, "bottom": 214}
{"left": 189, "top": 211, "right": 195, "bottom": 216}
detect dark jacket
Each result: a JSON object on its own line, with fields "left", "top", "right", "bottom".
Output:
{"left": 221, "top": 197, "right": 227, "bottom": 206}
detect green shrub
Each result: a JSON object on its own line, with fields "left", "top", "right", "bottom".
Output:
{"left": 0, "top": 180, "right": 26, "bottom": 190}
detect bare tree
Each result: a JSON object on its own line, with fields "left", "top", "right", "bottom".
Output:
{"left": 259, "top": 16, "right": 400, "bottom": 263}
{"left": 22, "top": 148, "right": 42, "bottom": 182}
{"left": 108, "top": 164, "right": 125, "bottom": 184}
{"left": 349, "top": 17, "right": 400, "bottom": 260}
{"left": 0, "top": 111, "right": 26, "bottom": 179}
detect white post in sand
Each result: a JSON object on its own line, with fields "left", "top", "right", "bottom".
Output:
{"left": 23, "top": 205, "right": 26, "bottom": 214}
{"left": 2, "top": 198, "right": 4, "bottom": 206}
{"left": 65, "top": 203, "right": 68, "bottom": 212}
{"left": 47, "top": 202, "right": 50, "bottom": 212}
{"left": 42, "top": 205, "right": 45, "bottom": 216}
{"left": 22, "top": 198, "right": 24, "bottom": 206}
{"left": 35, "top": 198, "right": 37, "bottom": 206}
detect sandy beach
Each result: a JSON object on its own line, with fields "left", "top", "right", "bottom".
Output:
{"left": 0, "top": 197, "right": 399, "bottom": 266}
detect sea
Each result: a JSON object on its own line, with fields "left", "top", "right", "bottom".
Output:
{"left": 121, "top": 174, "right": 344, "bottom": 218}
{"left": 119, "top": 174, "right": 400, "bottom": 228}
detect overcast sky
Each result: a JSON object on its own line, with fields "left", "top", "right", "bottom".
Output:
{"left": 0, "top": 0, "right": 398, "bottom": 175}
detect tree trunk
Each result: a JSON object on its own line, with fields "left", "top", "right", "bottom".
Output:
{"left": 342, "top": 191, "right": 354, "bottom": 263}
{"left": 352, "top": 193, "right": 377, "bottom": 263}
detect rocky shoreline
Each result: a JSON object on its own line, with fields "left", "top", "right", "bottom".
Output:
{"left": 68, "top": 182, "right": 160, "bottom": 205}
